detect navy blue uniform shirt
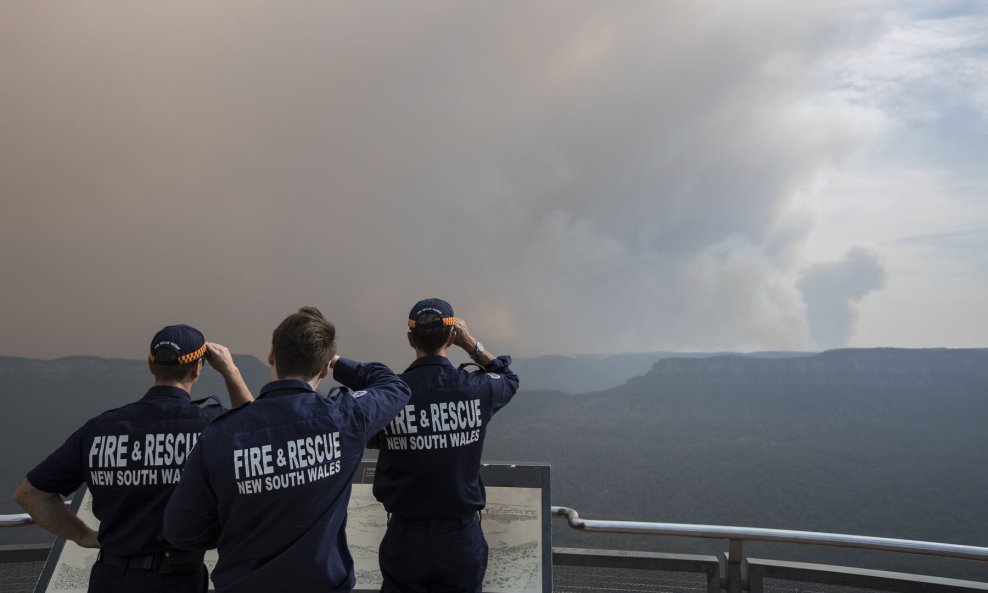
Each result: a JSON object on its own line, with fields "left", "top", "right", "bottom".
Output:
{"left": 372, "top": 355, "right": 519, "bottom": 518}
{"left": 164, "top": 358, "right": 411, "bottom": 593}
{"left": 26, "top": 386, "right": 225, "bottom": 556}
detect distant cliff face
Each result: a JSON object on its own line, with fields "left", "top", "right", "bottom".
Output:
{"left": 508, "top": 353, "right": 668, "bottom": 393}
{"left": 626, "top": 348, "right": 988, "bottom": 388}
{"left": 511, "top": 350, "right": 818, "bottom": 394}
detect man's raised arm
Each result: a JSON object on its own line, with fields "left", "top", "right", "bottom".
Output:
{"left": 331, "top": 355, "right": 411, "bottom": 437}
{"left": 206, "top": 342, "right": 254, "bottom": 408}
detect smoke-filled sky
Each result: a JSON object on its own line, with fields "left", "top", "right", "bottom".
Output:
{"left": 1, "top": 1, "right": 986, "bottom": 368}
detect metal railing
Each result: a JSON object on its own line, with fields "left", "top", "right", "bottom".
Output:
{"left": 552, "top": 506, "right": 988, "bottom": 593}
{"left": 7, "top": 507, "right": 988, "bottom": 592}
{"left": 1, "top": 499, "right": 74, "bottom": 529}
{"left": 0, "top": 514, "right": 35, "bottom": 529}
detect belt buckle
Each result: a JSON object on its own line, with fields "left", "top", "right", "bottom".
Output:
{"left": 140, "top": 554, "right": 156, "bottom": 570}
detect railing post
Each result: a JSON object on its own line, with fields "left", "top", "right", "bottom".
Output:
{"left": 727, "top": 539, "right": 744, "bottom": 593}
{"left": 707, "top": 562, "right": 721, "bottom": 593}
{"left": 748, "top": 562, "right": 763, "bottom": 593}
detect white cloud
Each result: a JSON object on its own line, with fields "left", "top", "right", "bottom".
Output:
{"left": 799, "top": 246, "right": 887, "bottom": 350}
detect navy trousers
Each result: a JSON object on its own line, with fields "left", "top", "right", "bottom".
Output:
{"left": 379, "top": 514, "right": 488, "bottom": 593}
{"left": 88, "top": 561, "right": 208, "bottom": 593}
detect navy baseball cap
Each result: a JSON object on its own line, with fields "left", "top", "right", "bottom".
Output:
{"left": 408, "top": 298, "right": 456, "bottom": 330}
{"left": 149, "top": 324, "right": 207, "bottom": 366}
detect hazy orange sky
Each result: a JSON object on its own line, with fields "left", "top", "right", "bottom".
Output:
{"left": 2, "top": 2, "right": 986, "bottom": 368}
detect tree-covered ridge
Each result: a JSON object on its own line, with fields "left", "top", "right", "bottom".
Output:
{"left": 485, "top": 348, "right": 988, "bottom": 579}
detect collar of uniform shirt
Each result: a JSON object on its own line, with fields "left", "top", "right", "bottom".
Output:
{"left": 257, "top": 379, "right": 316, "bottom": 399}
{"left": 404, "top": 355, "right": 455, "bottom": 373}
{"left": 143, "top": 385, "right": 193, "bottom": 400}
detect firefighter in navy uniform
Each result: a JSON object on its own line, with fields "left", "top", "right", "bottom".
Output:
{"left": 371, "top": 298, "right": 520, "bottom": 593}
{"left": 12, "top": 324, "right": 254, "bottom": 593}
{"left": 163, "top": 306, "right": 411, "bottom": 593}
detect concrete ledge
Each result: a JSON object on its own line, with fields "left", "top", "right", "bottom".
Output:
{"left": 0, "top": 544, "right": 51, "bottom": 563}
{"left": 554, "top": 546, "right": 721, "bottom": 593}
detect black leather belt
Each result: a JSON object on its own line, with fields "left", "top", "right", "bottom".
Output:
{"left": 390, "top": 514, "right": 478, "bottom": 527}
{"left": 97, "top": 550, "right": 204, "bottom": 574}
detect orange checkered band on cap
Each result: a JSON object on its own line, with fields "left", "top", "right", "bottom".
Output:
{"left": 408, "top": 317, "right": 457, "bottom": 329}
{"left": 177, "top": 343, "right": 208, "bottom": 364}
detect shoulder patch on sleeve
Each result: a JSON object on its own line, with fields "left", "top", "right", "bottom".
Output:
{"left": 324, "top": 387, "right": 367, "bottom": 400}
{"left": 486, "top": 373, "right": 501, "bottom": 380}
